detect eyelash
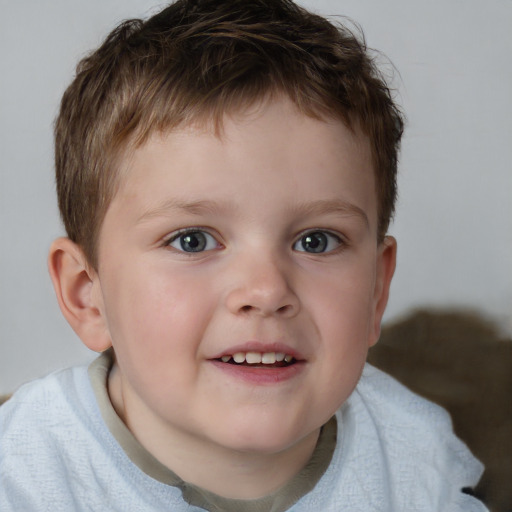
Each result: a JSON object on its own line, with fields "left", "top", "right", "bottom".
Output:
{"left": 164, "top": 227, "right": 345, "bottom": 255}
{"left": 292, "top": 229, "right": 345, "bottom": 254}
{"left": 164, "top": 228, "right": 221, "bottom": 254}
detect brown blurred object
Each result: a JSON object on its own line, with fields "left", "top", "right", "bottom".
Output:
{"left": 0, "top": 395, "right": 10, "bottom": 406}
{"left": 368, "top": 309, "right": 512, "bottom": 512}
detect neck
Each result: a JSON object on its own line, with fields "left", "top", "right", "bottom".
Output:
{"left": 155, "top": 427, "right": 321, "bottom": 499}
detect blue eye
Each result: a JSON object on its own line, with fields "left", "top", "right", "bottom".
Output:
{"left": 294, "top": 231, "right": 341, "bottom": 253}
{"left": 168, "top": 230, "right": 219, "bottom": 253}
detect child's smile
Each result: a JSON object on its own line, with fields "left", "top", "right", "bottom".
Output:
{"left": 209, "top": 342, "right": 305, "bottom": 384}
{"left": 91, "top": 96, "right": 396, "bottom": 495}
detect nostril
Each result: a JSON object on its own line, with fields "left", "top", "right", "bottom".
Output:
{"left": 237, "top": 303, "right": 296, "bottom": 316}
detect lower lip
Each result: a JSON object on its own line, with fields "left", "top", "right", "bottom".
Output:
{"left": 209, "top": 360, "right": 305, "bottom": 385}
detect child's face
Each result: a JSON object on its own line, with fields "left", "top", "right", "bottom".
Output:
{"left": 92, "top": 97, "right": 395, "bottom": 458}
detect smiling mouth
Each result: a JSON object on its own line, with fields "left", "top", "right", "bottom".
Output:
{"left": 215, "top": 351, "right": 296, "bottom": 367}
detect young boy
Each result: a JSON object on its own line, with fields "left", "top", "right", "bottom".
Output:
{"left": 0, "top": 0, "right": 488, "bottom": 510}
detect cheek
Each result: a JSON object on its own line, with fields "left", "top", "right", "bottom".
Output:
{"left": 305, "top": 265, "right": 375, "bottom": 390}
{"left": 105, "top": 274, "right": 212, "bottom": 403}
{"left": 309, "top": 264, "right": 375, "bottom": 334}
{"left": 106, "top": 267, "right": 218, "bottom": 361}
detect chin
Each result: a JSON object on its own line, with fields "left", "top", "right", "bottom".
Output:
{"left": 214, "top": 416, "right": 318, "bottom": 456}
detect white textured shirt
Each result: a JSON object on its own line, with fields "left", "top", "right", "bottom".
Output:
{"left": 0, "top": 354, "right": 488, "bottom": 511}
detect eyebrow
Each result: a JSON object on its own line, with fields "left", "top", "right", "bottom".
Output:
{"left": 136, "top": 198, "right": 235, "bottom": 224}
{"left": 290, "top": 199, "right": 370, "bottom": 228}
{"left": 136, "top": 197, "right": 369, "bottom": 228}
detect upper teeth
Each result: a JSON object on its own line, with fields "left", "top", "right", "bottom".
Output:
{"left": 221, "top": 352, "right": 294, "bottom": 364}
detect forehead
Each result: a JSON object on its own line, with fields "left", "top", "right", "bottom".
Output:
{"left": 111, "top": 97, "right": 377, "bottom": 229}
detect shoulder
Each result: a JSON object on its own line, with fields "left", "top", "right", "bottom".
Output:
{"left": 332, "top": 364, "right": 488, "bottom": 511}
{"left": 1, "top": 365, "right": 86, "bottom": 419}
{"left": 0, "top": 364, "right": 99, "bottom": 460}
{"left": 0, "top": 361, "right": 190, "bottom": 512}
{"left": 0, "top": 365, "right": 98, "bottom": 509}
{"left": 351, "top": 363, "right": 481, "bottom": 464}
{"left": 0, "top": 364, "right": 93, "bottom": 433}
{"left": 355, "top": 363, "right": 455, "bottom": 430}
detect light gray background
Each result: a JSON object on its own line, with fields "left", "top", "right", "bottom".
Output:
{"left": 1, "top": 0, "right": 511, "bottom": 394}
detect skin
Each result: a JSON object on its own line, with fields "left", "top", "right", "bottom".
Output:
{"left": 49, "top": 97, "right": 396, "bottom": 499}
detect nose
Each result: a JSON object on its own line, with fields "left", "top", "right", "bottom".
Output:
{"left": 225, "top": 253, "right": 300, "bottom": 318}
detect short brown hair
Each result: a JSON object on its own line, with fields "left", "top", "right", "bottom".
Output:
{"left": 55, "top": 0, "right": 404, "bottom": 268}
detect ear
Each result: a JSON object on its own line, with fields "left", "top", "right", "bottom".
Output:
{"left": 48, "top": 237, "right": 112, "bottom": 353}
{"left": 368, "top": 235, "right": 397, "bottom": 347}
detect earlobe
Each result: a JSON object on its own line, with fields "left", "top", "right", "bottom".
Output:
{"left": 368, "top": 235, "right": 397, "bottom": 347}
{"left": 48, "top": 237, "right": 112, "bottom": 353}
